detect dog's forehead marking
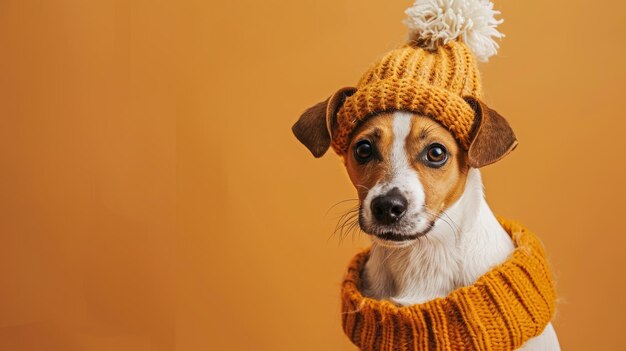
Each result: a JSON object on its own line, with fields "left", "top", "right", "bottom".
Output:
{"left": 390, "top": 112, "right": 413, "bottom": 173}
{"left": 386, "top": 112, "right": 425, "bottom": 212}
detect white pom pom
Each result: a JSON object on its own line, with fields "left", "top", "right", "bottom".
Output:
{"left": 404, "top": 0, "right": 504, "bottom": 62}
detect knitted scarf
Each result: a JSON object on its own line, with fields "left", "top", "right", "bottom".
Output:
{"left": 341, "top": 219, "right": 556, "bottom": 351}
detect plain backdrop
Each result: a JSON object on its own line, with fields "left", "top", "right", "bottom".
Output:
{"left": 1, "top": 0, "right": 625, "bottom": 350}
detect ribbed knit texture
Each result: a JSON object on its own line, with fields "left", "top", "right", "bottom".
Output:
{"left": 341, "top": 219, "right": 557, "bottom": 351}
{"left": 332, "top": 41, "right": 482, "bottom": 155}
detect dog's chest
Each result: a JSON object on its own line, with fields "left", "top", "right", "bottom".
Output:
{"left": 362, "top": 226, "right": 514, "bottom": 306}
{"left": 363, "top": 239, "right": 463, "bottom": 305}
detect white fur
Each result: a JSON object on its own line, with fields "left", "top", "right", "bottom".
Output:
{"left": 360, "top": 113, "right": 560, "bottom": 349}
{"left": 404, "top": 0, "right": 504, "bottom": 62}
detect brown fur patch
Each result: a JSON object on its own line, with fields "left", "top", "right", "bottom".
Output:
{"left": 344, "top": 113, "right": 395, "bottom": 201}
{"left": 405, "top": 116, "right": 469, "bottom": 218}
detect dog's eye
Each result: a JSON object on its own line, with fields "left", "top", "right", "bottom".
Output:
{"left": 354, "top": 140, "right": 374, "bottom": 163}
{"left": 424, "top": 143, "right": 448, "bottom": 167}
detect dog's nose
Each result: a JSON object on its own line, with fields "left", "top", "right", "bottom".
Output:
{"left": 371, "top": 188, "right": 408, "bottom": 225}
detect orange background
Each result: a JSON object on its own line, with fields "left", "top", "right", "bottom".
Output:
{"left": 1, "top": 0, "right": 625, "bottom": 350}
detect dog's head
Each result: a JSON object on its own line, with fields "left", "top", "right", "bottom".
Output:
{"left": 293, "top": 92, "right": 517, "bottom": 246}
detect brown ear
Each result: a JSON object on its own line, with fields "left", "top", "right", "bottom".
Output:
{"left": 292, "top": 87, "right": 356, "bottom": 157}
{"left": 464, "top": 96, "right": 518, "bottom": 168}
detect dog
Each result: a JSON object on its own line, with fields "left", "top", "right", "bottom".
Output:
{"left": 293, "top": 95, "right": 560, "bottom": 350}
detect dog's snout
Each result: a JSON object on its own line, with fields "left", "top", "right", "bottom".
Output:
{"left": 371, "top": 188, "right": 408, "bottom": 225}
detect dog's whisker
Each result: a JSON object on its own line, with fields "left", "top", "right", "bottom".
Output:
{"left": 354, "top": 184, "right": 370, "bottom": 191}
{"left": 341, "top": 221, "right": 355, "bottom": 242}
{"left": 339, "top": 219, "right": 360, "bottom": 245}
{"left": 331, "top": 214, "right": 353, "bottom": 243}
{"left": 422, "top": 209, "right": 460, "bottom": 239}
{"left": 440, "top": 212, "right": 462, "bottom": 240}
{"left": 345, "top": 217, "right": 362, "bottom": 238}
{"left": 331, "top": 207, "right": 359, "bottom": 229}
{"left": 349, "top": 222, "right": 364, "bottom": 244}
{"left": 436, "top": 214, "right": 456, "bottom": 234}
{"left": 344, "top": 216, "right": 363, "bottom": 240}
{"left": 330, "top": 204, "right": 362, "bottom": 245}
{"left": 336, "top": 215, "right": 358, "bottom": 237}
{"left": 326, "top": 198, "right": 359, "bottom": 216}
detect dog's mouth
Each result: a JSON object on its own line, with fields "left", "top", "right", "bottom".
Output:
{"left": 375, "top": 232, "right": 421, "bottom": 242}
{"left": 362, "top": 218, "right": 435, "bottom": 244}
{"left": 358, "top": 208, "right": 436, "bottom": 244}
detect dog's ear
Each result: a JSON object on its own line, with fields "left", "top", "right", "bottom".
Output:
{"left": 292, "top": 87, "right": 356, "bottom": 157}
{"left": 464, "top": 96, "right": 518, "bottom": 168}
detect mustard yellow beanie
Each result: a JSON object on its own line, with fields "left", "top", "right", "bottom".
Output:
{"left": 331, "top": 0, "right": 504, "bottom": 155}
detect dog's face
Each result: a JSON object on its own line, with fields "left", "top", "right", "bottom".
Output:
{"left": 293, "top": 90, "right": 517, "bottom": 246}
{"left": 344, "top": 112, "right": 469, "bottom": 245}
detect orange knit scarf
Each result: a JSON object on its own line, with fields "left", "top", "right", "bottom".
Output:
{"left": 341, "top": 219, "right": 557, "bottom": 351}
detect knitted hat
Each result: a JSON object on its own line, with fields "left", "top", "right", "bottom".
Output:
{"left": 293, "top": 0, "right": 516, "bottom": 166}
{"left": 333, "top": 41, "right": 481, "bottom": 153}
